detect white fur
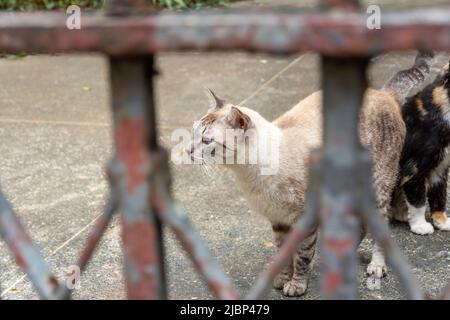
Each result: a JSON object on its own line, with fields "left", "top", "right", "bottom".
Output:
{"left": 229, "top": 112, "right": 299, "bottom": 226}
{"left": 241, "top": 108, "right": 282, "bottom": 176}
{"left": 366, "top": 243, "right": 387, "bottom": 279}
{"left": 433, "top": 213, "right": 450, "bottom": 231}
{"left": 407, "top": 202, "right": 434, "bottom": 235}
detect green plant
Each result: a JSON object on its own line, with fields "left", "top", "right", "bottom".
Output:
{"left": 0, "top": 0, "right": 229, "bottom": 11}
{"left": 0, "top": 0, "right": 103, "bottom": 11}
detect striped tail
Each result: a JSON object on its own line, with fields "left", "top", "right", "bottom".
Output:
{"left": 382, "top": 50, "right": 434, "bottom": 104}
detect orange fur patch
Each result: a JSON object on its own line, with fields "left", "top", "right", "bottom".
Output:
{"left": 432, "top": 86, "right": 449, "bottom": 111}
{"left": 416, "top": 98, "right": 427, "bottom": 117}
{"left": 432, "top": 211, "right": 447, "bottom": 224}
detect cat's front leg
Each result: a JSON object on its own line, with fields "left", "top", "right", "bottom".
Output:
{"left": 282, "top": 229, "right": 317, "bottom": 297}
{"left": 271, "top": 223, "right": 293, "bottom": 289}
{"left": 367, "top": 242, "right": 387, "bottom": 278}
{"left": 366, "top": 155, "right": 396, "bottom": 278}
{"left": 404, "top": 177, "right": 434, "bottom": 235}
{"left": 366, "top": 215, "right": 388, "bottom": 278}
{"left": 428, "top": 168, "right": 450, "bottom": 231}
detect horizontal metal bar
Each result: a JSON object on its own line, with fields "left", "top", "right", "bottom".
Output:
{"left": 320, "top": 57, "right": 368, "bottom": 299}
{"left": 0, "top": 7, "right": 450, "bottom": 55}
{"left": 321, "top": 0, "right": 360, "bottom": 11}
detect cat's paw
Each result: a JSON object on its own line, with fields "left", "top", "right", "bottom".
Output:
{"left": 410, "top": 221, "right": 434, "bottom": 235}
{"left": 282, "top": 279, "right": 308, "bottom": 297}
{"left": 434, "top": 219, "right": 450, "bottom": 231}
{"left": 366, "top": 261, "right": 387, "bottom": 278}
{"left": 273, "top": 264, "right": 293, "bottom": 290}
{"left": 432, "top": 213, "right": 450, "bottom": 231}
{"left": 273, "top": 273, "right": 291, "bottom": 290}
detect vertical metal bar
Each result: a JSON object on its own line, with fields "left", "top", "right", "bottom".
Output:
{"left": 319, "top": 57, "right": 368, "bottom": 299}
{"left": 318, "top": 0, "right": 364, "bottom": 300}
{"left": 110, "top": 56, "right": 166, "bottom": 300}
{"left": 105, "top": 0, "right": 166, "bottom": 301}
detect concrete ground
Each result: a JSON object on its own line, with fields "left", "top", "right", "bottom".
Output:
{"left": 0, "top": 0, "right": 449, "bottom": 300}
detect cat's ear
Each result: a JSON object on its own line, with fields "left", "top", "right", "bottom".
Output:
{"left": 205, "top": 88, "right": 226, "bottom": 112}
{"left": 227, "top": 107, "right": 251, "bottom": 130}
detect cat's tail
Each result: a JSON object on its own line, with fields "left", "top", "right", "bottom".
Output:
{"left": 382, "top": 50, "right": 434, "bottom": 104}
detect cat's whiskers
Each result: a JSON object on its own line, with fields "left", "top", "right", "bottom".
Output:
{"left": 190, "top": 153, "right": 215, "bottom": 177}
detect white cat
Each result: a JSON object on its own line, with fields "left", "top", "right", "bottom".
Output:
{"left": 187, "top": 52, "right": 433, "bottom": 296}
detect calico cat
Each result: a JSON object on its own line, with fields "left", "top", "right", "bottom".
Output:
{"left": 187, "top": 52, "right": 433, "bottom": 296}
{"left": 398, "top": 62, "right": 450, "bottom": 235}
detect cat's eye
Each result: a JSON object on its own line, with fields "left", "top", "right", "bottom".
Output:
{"left": 202, "top": 137, "right": 214, "bottom": 145}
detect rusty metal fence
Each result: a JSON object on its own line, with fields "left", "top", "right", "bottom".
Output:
{"left": 0, "top": 0, "right": 449, "bottom": 299}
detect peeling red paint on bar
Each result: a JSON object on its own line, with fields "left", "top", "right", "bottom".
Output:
{"left": 324, "top": 237, "right": 354, "bottom": 257}
{"left": 115, "top": 118, "right": 147, "bottom": 194}
{"left": 0, "top": 8, "right": 450, "bottom": 56}
{"left": 110, "top": 56, "right": 166, "bottom": 299}
{"left": 122, "top": 218, "right": 159, "bottom": 299}
{"left": 323, "top": 271, "right": 343, "bottom": 295}
{"left": 319, "top": 57, "right": 366, "bottom": 299}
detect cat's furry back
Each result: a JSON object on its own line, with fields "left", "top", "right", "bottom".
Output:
{"left": 270, "top": 88, "right": 406, "bottom": 221}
